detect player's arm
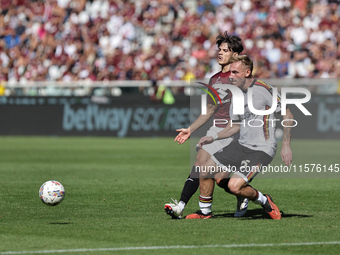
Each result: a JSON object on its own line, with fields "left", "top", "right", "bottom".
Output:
{"left": 280, "top": 108, "right": 293, "bottom": 166}
{"left": 174, "top": 103, "right": 216, "bottom": 144}
{"left": 198, "top": 120, "right": 240, "bottom": 148}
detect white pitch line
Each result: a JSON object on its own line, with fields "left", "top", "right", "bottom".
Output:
{"left": 1, "top": 241, "right": 340, "bottom": 254}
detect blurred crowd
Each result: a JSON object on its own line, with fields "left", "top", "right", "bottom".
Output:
{"left": 0, "top": 0, "right": 339, "bottom": 86}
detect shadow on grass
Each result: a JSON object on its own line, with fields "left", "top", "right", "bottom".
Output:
{"left": 48, "top": 222, "right": 72, "bottom": 225}
{"left": 214, "top": 209, "right": 312, "bottom": 220}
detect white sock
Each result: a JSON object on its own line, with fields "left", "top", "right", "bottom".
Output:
{"left": 179, "top": 201, "right": 186, "bottom": 212}
{"left": 253, "top": 191, "right": 267, "bottom": 205}
{"left": 199, "top": 195, "right": 212, "bottom": 215}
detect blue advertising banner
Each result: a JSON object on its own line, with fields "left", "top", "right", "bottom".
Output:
{"left": 0, "top": 95, "right": 339, "bottom": 138}
{"left": 0, "top": 95, "right": 199, "bottom": 137}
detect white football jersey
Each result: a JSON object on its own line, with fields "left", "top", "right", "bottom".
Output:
{"left": 230, "top": 79, "right": 282, "bottom": 158}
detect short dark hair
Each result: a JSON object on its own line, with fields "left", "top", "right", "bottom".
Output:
{"left": 228, "top": 55, "right": 253, "bottom": 77}
{"left": 216, "top": 31, "right": 244, "bottom": 54}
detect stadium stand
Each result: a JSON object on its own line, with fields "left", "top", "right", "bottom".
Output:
{"left": 0, "top": 0, "right": 339, "bottom": 91}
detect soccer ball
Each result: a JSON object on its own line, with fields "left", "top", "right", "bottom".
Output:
{"left": 39, "top": 180, "right": 65, "bottom": 206}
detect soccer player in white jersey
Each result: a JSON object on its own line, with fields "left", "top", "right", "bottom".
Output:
{"left": 186, "top": 55, "right": 293, "bottom": 220}
{"left": 164, "top": 32, "right": 249, "bottom": 219}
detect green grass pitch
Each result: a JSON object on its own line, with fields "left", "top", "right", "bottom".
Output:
{"left": 0, "top": 137, "right": 339, "bottom": 255}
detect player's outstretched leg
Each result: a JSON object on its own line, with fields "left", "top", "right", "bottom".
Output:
{"left": 164, "top": 198, "right": 183, "bottom": 219}
{"left": 229, "top": 178, "right": 281, "bottom": 220}
{"left": 164, "top": 166, "right": 199, "bottom": 219}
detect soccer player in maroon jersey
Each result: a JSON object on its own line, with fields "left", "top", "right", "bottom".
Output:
{"left": 165, "top": 31, "right": 248, "bottom": 219}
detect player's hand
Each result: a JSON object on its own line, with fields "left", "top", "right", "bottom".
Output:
{"left": 198, "top": 136, "right": 213, "bottom": 148}
{"left": 280, "top": 144, "right": 292, "bottom": 166}
{"left": 174, "top": 128, "right": 191, "bottom": 144}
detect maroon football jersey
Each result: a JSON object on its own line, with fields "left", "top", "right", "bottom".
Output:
{"left": 207, "top": 71, "right": 232, "bottom": 128}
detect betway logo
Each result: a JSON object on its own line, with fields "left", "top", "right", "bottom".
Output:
{"left": 63, "top": 104, "right": 132, "bottom": 136}
{"left": 201, "top": 85, "right": 312, "bottom": 116}
{"left": 317, "top": 103, "right": 340, "bottom": 132}
{"left": 62, "top": 104, "right": 193, "bottom": 136}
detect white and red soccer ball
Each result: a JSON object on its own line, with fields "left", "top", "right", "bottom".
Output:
{"left": 39, "top": 180, "right": 65, "bottom": 206}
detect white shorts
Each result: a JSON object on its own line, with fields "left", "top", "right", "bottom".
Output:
{"left": 196, "top": 126, "right": 237, "bottom": 155}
